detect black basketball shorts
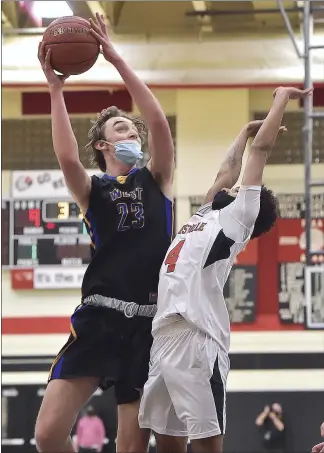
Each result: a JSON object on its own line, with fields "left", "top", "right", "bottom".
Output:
{"left": 48, "top": 304, "right": 153, "bottom": 405}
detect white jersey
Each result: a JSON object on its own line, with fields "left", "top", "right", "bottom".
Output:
{"left": 152, "top": 185, "right": 261, "bottom": 353}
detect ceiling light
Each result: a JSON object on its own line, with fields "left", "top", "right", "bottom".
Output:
{"left": 32, "top": 1, "right": 73, "bottom": 19}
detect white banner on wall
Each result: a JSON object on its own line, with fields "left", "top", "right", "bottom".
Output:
{"left": 12, "top": 170, "right": 100, "bottom": 199}
{"left": 34, "top": 267, "right": 86, "bottom": 289}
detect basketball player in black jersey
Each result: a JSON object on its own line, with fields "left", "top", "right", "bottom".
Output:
{"left": 35, "top": 13, "right": 174, "bottom": 453}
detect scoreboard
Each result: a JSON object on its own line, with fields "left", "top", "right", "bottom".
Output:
{"left": 1, "top": 170, "right": 97, "bottom": 269}
{"left": 13, "top": 200, "right": 91, "bottom": 266}
{"left": 1, "top": 199, "right": 91, "bottom": 267}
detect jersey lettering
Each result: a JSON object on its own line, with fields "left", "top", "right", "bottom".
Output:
{"left": 178, "top": 222, "right": 207, "bottom": 235}
{"left": 164, "top": 239, "right": 185, "bottom": 273}
{"left": 117, "top": 202, "right": 145, "bottom": 231}
{"left": 110, "top": 187, "right": 144, "bottom": 202}
{"left": 117, "top": 203, "right": 130, "bottom": 231}
{"left": 131, "top": 202, "right": 145, "bottom": 227}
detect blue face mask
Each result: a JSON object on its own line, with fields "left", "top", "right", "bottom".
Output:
{"left": 113, "top": 140, "right": 143, "bottom": 166}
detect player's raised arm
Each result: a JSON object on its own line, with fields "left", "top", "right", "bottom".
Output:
{"left": 242, "top": 87, "right": 312, "bottom": 187}
{"left": 90, "top": 14, "right": 174, "bottom": 191}
{"left": 204, "top": 120, "right": 287, "bottom": 204}
{"left": 219, "top": 87, "right": 312, "bottom": 243}
{"left": 38, "top": 42, "right": 91, "bottom": 212}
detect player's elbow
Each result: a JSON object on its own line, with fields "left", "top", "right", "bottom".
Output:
{"left": 59, "top": 157, "right": 83, "bottom": 175}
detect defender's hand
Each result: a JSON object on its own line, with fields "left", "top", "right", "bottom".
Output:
{"left": 273, "top": 86, "right": 313, "bottom": 100}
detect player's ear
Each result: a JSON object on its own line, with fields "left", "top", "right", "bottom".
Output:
{"left": 94, "top": 140, "right": 108, "bottom": 151}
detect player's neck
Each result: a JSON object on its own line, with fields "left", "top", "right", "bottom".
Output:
{"left": 105, "top": 158, "right": 134, "bottom": 177}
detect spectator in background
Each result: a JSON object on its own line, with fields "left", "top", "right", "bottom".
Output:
{"left": 312, "top": 421, "right": 324, "bottom": 453}
{"left": 75, "top": 406, "right": 106, "bottom": 453}
{"left": 255, "top": 403, "right": 286, "bottom": 453}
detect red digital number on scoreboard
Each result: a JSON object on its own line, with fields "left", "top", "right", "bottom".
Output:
{"left": 28, "top": 208, "right": 41, "bottom": 227}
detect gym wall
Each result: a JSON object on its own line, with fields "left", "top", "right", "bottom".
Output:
{"left": 2, "top": 83, "right": 323, "bottom": 342}
{"left": 2, "top": 85, "right": 324, "bottom": 338}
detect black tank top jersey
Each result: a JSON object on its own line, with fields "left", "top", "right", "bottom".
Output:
{"left": 82, "top": 167, "right": 173, "bottom": 305}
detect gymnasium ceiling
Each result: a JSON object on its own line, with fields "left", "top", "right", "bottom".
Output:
{"left": 2, "top": 1, "right": 324, "bottom": 85}
{"left": 2, "top": 0, "right": 324, "bottom": 36}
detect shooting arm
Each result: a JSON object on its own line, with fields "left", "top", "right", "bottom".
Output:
{"left": 111, "top": 56, "right": 174, "bottom": 185}
{"left": 50, "top": 90, "right": 91, "bottom": 211}
{"left": 204, "top": 127, "right": 249, "bottom": 203}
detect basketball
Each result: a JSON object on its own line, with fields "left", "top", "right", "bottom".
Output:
{"left": 42, "top": 16, "right": 100, "bottom": 75}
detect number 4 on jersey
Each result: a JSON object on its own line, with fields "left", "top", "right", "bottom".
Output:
{"left": 164, "top": 239, "right": 185, "bottom": 273}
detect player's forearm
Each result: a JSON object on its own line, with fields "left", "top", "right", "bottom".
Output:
{"left": 50, "top": 90, "right": 80, "bottom": 163}
{"left": 255, "top": 412, "right": 267, "bottom": 426}
{"left": 272, "top": 417, "right": 285, "bottom": 431}
{"left": 204, "top": 128, "right": 248, "bottom": 203}
{"left": 251, "top": 91, "right": 289, "bottom": 153}
{"left": 111, "top": 55, "right": 169, "bottom": 133}
{"left": 219, "top": 127, "right": 249, "bottom": 183}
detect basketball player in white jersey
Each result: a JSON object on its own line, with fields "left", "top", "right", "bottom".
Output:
{"left": 139, "top": 86, "right": 312, "bottom": 453}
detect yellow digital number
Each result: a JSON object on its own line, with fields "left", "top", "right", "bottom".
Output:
{"left": 58, "top": 202, "right": 69, "bottom": 220}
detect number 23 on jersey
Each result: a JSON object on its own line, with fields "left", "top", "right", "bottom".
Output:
{"left": 164, "top": 239, "right": 185, "bottom": 273}
{"left": 117, "top": 202, "right": 144, "bottom": 231}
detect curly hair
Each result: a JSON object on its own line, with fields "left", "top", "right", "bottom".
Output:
{"left": 85, "top": 106, "right": 147, "bottom": 172}
{"left": 251, "top": 185, "right": 280, "bottom": 239}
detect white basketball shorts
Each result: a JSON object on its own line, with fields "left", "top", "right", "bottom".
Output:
{"left": 138, "top": 318, "right": 230, "bottom": 439}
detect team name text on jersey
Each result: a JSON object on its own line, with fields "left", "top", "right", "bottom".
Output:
{"left": 109, "top": 187, "right": 144, "bottom": 202}
{"left": 177, "top": 222, "right": 207, "bottom": 236}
